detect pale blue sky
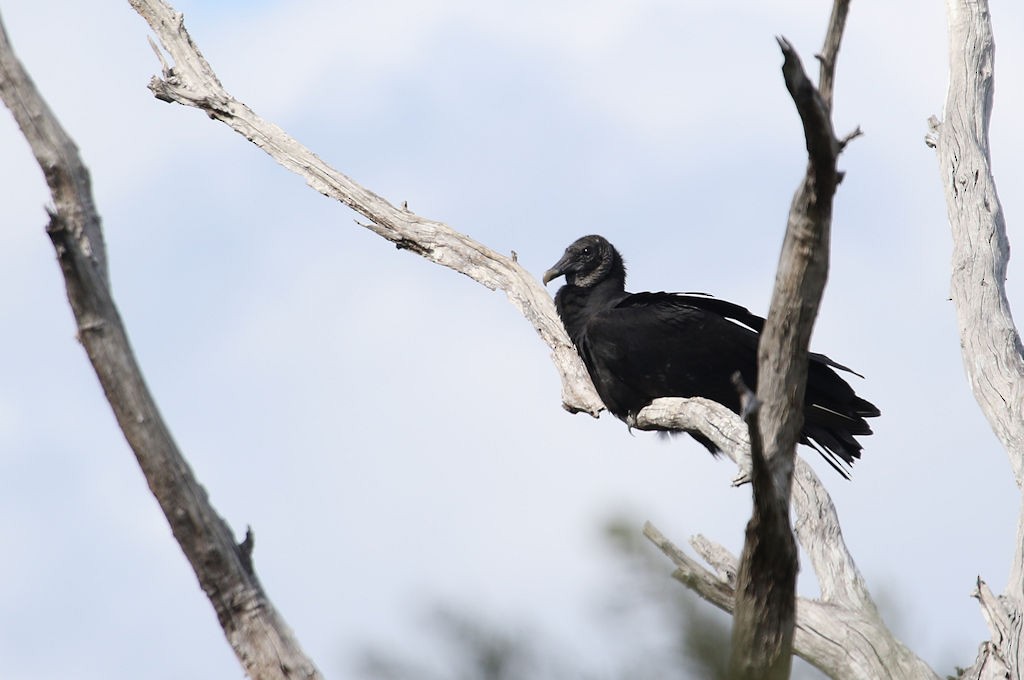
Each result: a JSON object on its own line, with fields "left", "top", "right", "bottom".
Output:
{"left": 2, "top": 1, "right": 1023, "bottom": 678}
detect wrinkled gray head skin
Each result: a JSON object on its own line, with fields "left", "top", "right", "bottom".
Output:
{"left": 542, "top": 235, "right": 623, "bottom": 288}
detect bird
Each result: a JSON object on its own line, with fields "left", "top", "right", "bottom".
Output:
{"left": 542, "top": 234, "right": 879, "bottom": 477}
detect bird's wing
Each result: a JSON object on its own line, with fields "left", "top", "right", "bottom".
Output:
{"left": 578, "top": 290, "right": 877, "bottom": 472}
{"left": 578, "top": 293, "right": 760, "bottom": 418}
{"left": 628, "top": 292, "right": 865, "bottom": 378}
{"left": 627, "top": 292, "right": 766, "bottom": 332}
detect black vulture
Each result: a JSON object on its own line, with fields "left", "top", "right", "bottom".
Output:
{"left": 542, "top": 234, "right": 879, "bottom": 477}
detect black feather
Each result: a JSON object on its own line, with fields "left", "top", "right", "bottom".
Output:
{"left": 544, "top": 235, "right": 879, "bottom": 477}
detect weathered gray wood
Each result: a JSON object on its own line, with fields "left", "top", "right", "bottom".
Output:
{"left": 724, "top": 20, "right": 843, "bottom": 677}
{"left": 645, "top": 523, "right": 939, "bottom": 680}
{"left": 643, "top": 2, "right": 934, "bottom": 676}
{"left": 928, "top": 0, "right": 1024, "bottom": 677}
{"left": 929, "top": 0, "right": 1024, "bottom": 485}
{"left": 0, "top": 10, "right": 322, "bottom": 680}
{"left": 127, "top": 0, "right": 605, "bottom": 419}
{"left": 730, "top": 377, "right": 796, "bottom": 680}
{"left": 636, "top": 395, "right": 879, "bottom": 615}
{"left": 726, "top": 0, "right": 858, "bottom": 671}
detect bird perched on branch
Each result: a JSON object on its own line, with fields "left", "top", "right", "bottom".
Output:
{"left": 542, "top": 234, "right": 879, "bottom": 477}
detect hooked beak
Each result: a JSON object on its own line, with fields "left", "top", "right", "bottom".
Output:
{"left": 542, "top": 251, "right": 575, "bottom": 286}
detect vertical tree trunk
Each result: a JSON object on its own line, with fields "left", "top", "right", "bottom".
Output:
{"left": 729, "top": 380, "right": 797, "bottom": 680}
{"left": 929, "top": 0, "right": 1024, "bottom": 678}
{"left": 727, "top": 2, "right": 853, "bottom": 675}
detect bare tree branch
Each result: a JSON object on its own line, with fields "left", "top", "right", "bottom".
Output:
{"left": 126, "top": 0, "right": 605, "bottom": 418}
{"left": 815, "top": 0, "right": 849, "bottom": 111}
{"left": 638, "top": 402, "right": 927, "bottom": 677}
{"left": 636, "top": 395, "right": 872, "bottom": 609}
{"left": 729, "top": 374, "right": 796, "bottom": 680}
{"left": 724, "top": 22, "right": 846, "bottom": 676}
{"left": 643, "top": 523, "right": 736, "bottom": 613}
{"left": 0, "top": 10, "right": 321, "bottom": 680}
{"left": 722, "top": 3, "right": 937, "bottom": 676}
{"left": 929, "top": 0, "right": 1024, "bottom": 677}
{"left": 724, "top": 4, "right": 859, "bottom": 669}
{"left": 644, "top": 522, "right": 937, "bottom": 680}
{"left": 0, "top": 23, "right": 108, "bottom": 285}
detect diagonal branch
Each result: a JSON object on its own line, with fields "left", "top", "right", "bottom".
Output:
{"left": 644, "top": 522, "right": 937, "bottom": 680}
{"left": 0, "top": 19, "right": 108, "bottom": 285}
{"left": 635, "top": 396, "right": 871, "bottom": 607}
{"left": 0, "top": 10, "right": 321, "bottom": 680}
{"left": 127, "top": 0, "right": 605, "bottom": 417}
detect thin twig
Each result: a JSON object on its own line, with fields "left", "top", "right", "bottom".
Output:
{"left": 816, "top": 0, "right": 850, "bottom": 110}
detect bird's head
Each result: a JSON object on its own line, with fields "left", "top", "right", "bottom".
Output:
{"left": 543, "top": 235, "right": 625, "bottom": 288}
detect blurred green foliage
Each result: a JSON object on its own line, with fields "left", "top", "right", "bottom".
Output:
{"left": 353, "top": 514, "right": 825, "bottom": 679}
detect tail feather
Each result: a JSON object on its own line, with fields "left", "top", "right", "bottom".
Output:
{"left": 802, "top": 424, "right": 863, "bottom": 478}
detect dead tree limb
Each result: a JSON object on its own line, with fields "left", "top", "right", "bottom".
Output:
{"left": 724, "top": 0, "right": 858, "bottom": 671}
{"left": 651, "top": 3, "right": 935, "bottom": 677}
{"left": 729, "top": 374, "right": 796, "bottom": 680}
{"left": 927, "top": 0, "right": 1024, "bottom": 677}
{"left": 126, "top": 0, "right": 605, "bottom": 418}
{"left": 725, "top": 20, "right": 844, "bottom": 676}
{"left": 0, "top": 10, "right": 322, "bottom": 680}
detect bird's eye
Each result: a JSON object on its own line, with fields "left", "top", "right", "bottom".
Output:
{"left": 581, "top": 247, "right": 591, "bottom": 257}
